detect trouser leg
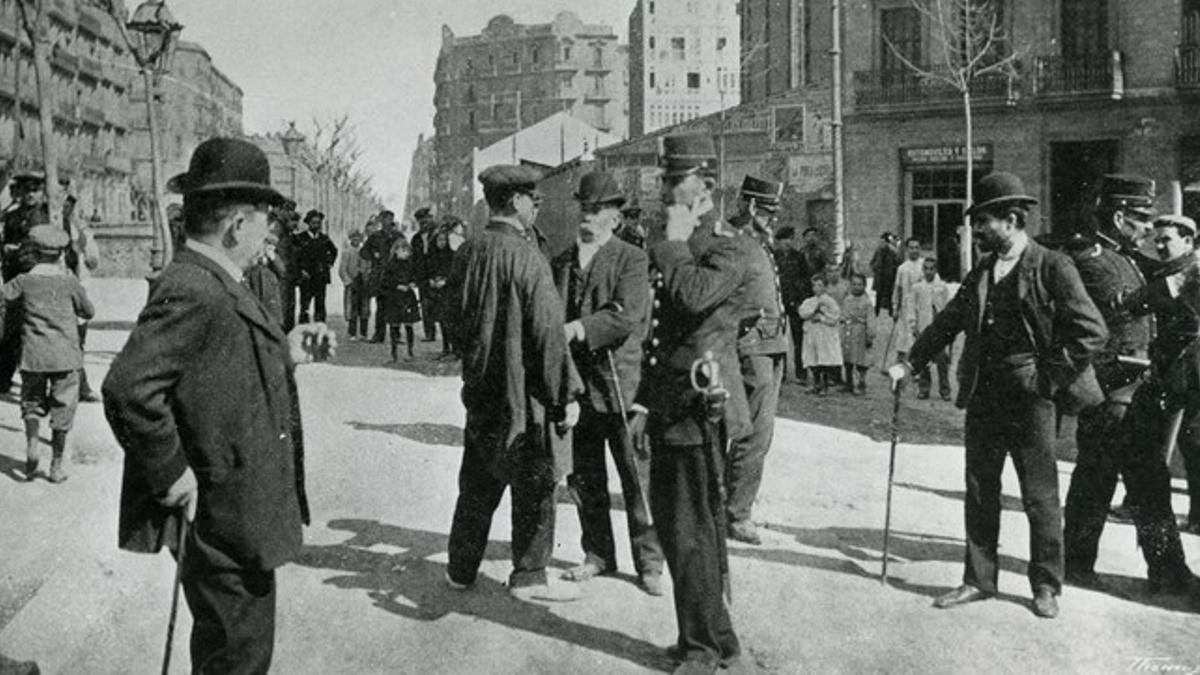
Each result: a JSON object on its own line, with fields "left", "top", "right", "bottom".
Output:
{"left": 312, "top": 283, "right": 327, "bottom": 322}
{"left": 76, "top": 323, "right": 94, "bottom": 397}
{"left": 962, "top": 406, "right": 1010, "bottom": 594}
{"left": 726, "top": 353, "right": 783, "bottom": 524}
{"left": 447, "top": 416, "right": 509, "bottom": 585}
{"left": 935, "top": 350, "right": 951, "bottom": 398}
{"left": 605, "top": 410, "right": 662, "bottom": 576}
{"left": 0, "top": 302, "right": 23, "bottom": 390}
{"left": 567, "top": 407, "right": 617, "bottom": 570}
{"left": 344, "top": 286, "right": 358, "bottom": 337}
{"left": 1177, "top": 405, "right": 1200, "bottom": 525}
{"left": 508, "top": 436, "right": 556, "bottom": 588}
{"left": 651, "top": 441, "right": 740, "bottom": 666}
{"left": 1005, "top": 395, "right": 1064, "bottom": 594}
{"left": 1064, "top": 403, "right": 1123, "bottom": 574}
{"left": 297, "top": 282, "right": 313, "bottom": 324}
{"left": 422, "top": 285, "right": 437, "bottom": 340}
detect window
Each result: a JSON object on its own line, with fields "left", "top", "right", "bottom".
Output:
{"left": 649, "top": 1, "right": 655, "bottom": 13}
{"left": 593, "top": 46, "right": 604, "bottom": 68}
{"left": 671, "top": 37, "right": 686, "bottom": 60}
{"left": 687, "top": 72, "right": 700, "bottom": 89}
{"left": 649, "top": 36, "right": 656, "bottom": 49}
{"left": 717, "top": 37, "right": 727, "bottom": 50}
{"left": 1188, "top": 0, "right": 1200, "bottom": 45}
{"left": 467, "top": 110, "right": 476, "bottom": 130}
{"left": 564, "top": 45, "right": 572, "bottom": 60}
{"left": 1062, "top": 0, "right": 1107, "bottom": 59}
{"left": 649, "top": 72, "right": 656, "bottom": 88}
{"left": 532, "top": 47, "right": 540, "bottom": 64}
{"left": 880, "top": 7, "right": 921, "bottom": 71}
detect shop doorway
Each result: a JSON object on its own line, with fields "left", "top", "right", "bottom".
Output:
{"left": 906, "top": 168, "right": 984, "bottom": 257}
{"left": 1050, "top": 140, "right": 1118, "bottom": 236}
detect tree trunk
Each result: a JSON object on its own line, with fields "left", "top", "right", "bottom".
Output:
{"left": 26, "top": 3, "right": 62, "bottom": 229}
{"left": 961, "top": 87, "right": 973, "bottom": 276}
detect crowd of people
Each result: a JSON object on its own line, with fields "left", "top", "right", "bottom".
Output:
{"left": 2, "top": 134, "right": 1199, "bottom": 674}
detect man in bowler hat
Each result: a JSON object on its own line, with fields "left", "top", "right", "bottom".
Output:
{"left": 551, "top": 170, "right": 663, "bottom": 595}
{"left": 103, "top": 137, "right": 335, "bottom": 672}
{"left": 295, "top": 209, "right": 338, "bottom": 323}
{"left": 723, "top": 175, "right": 791, "bottom": 546}
{"left": 632, "top": 135, "right": 754, "bottom": 672}
{"left": 444, "top": 164, "right": 582, "bottom": 602}
{"left": 891, "top": 171, "right": 1107, "bottom": 619}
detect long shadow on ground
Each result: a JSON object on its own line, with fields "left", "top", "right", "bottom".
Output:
{"left": 296, "top": 518, "right": 672, "bottom": 672}
{"left": 347, "top": 421, "right": 463, "bottom": 447}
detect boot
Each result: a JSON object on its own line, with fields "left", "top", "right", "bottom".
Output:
{"left": 24, "top": 418, "right": 40, "bottom": 481}
{"left": 48, "top": 430, "right": 68, "bottom": 484}
{"left": 389, "top": 342, "right": 398, "bottom": 363}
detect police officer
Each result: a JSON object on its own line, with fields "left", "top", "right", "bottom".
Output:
{"left": 1062, "top": 174, "right": 1170, "bottom": 587}
{"left": 616, "top": 204, "right": 646, "bottom": 249}
{"left": 630, "top": 135, "right": 755, "bottom": 673}
{"left": 0, "top": 172, "right": 52, "bottom": 393}
{"left": 724, "top": 176, "right": 790, "bottom": 545}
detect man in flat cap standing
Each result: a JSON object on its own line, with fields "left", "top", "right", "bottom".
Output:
{"left": 723, "top": 175, "right": 790, "bottom": 546}
{"left": 890, "top": 171, "right": 1107, "bottom": 619}
{"left": 295, "top": 209, "right": 337, "bottom": 324}
{"left": 0, "top": 172, "right": 51, "bottom": 393}
{"left": 552, "top": 170, "right": 662, "bottom": 595}
{"left": 633, "top": 134, "right": 754, "bottom": 672}
{"left": 103, "top": 137, "right": 335, "bottom": 672}
{"left": 444, "top": 164, "right": 581, "bottom": 602}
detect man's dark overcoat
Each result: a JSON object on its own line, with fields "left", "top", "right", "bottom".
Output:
{"left": 104, "top": 249, "right": 309, "bottom": 571}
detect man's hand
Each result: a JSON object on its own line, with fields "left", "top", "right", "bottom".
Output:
{"left": 563, "top": 321, "right": 586, "bottom": 344}
{"left": 554, "top": 401, "right": 581, "bottom": 434}
{"left": 627, "top": 408, "right": 649, "bottom": 458}
{"left": 665, "top": 204, "right": 699, "bottom": 242}
{"left": 289, "top": 322, "right": 338, "bottom": 363}
{"left": 887, "top": 362, "right": 911, "bottom": 392}
{"left": 159, "top": 467, "right": 198, "bottom": 522}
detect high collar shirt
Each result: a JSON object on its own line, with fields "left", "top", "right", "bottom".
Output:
{"left": 993, "top": 230, "right": 1029, "bottom": 282}
{"left": 186, "top": 239, "right": 244, "bottom": 283}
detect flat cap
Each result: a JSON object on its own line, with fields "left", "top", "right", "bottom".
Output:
{"left": 28, "top": 224, "right": 69, "bottom": 250}
{"left": 478, "top": 164, "right": 541, "bottom": 192}
{"left": 1154, "top": 214, "right": 1197, "bottom": 237}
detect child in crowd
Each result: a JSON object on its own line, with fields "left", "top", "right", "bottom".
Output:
{"left": 908, "top": 256, "right": 951, "bottom": 400}
{"left": 839, "top": 272, "right": 873, "bottom": 394}
{"left": 798, "top": 274, "right": 843, "bottom": 394}
{"left": 380, "top": 237, "right": 421, "bottom": 362}
{"left": 2, "top": 225, "right": 94, "bottom": 483}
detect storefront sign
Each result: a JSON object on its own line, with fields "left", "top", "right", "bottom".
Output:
{"left": 901, "top": 144, "right": 993, "bottom": 166}
{"left": 787, "top": 154, "right": 833, "bottom": 193}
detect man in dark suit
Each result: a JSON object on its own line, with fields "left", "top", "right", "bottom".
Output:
{"left": 103, "top": 138, "right": 335, "bottom": 673}
{"left": 295, "top": 209, "right": 337, "bottom": 323}
{"left": 725, "top": 176, "right": 790, "bottom": 546}
{"left": 444, "top": 164, "right": 581, "bottom": 602}
{"left": 632, "top": 135, "right": 755, "bottom": 673}
{"left": 891, "top": 172, "right": 1107, "bottom": 619}
{"left": 551, "top": 170, "right": 662, "bottom": 596}
{"left": 362, "top": 210, "right": 402, "bottom": 342}
{"left": 410, "top": 207, "right": 439, "bottom": 342}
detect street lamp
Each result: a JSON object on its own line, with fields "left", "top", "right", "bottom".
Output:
{"left": 127, "top": 0, "right": 182, "bottom": 276}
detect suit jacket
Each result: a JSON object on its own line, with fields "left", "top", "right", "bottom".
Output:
{"left": 551, "top": 237, "right": 649, "bottom": 414}
{"left": 103, "top": 249, "right": 309, "bottom": 571}
{"left": 910, "top": 238, "right": 1107, "bottom": 411}
{"left": 295, "top": 231, "right": 338, "bottom": 285}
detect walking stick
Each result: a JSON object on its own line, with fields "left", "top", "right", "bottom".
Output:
{"left": 1163, "top": 407, "right": 1186, "bottom": 469}
{"left": 878, "top": 309, "right": 900, "bottom": 373}
{"left": 606, "top": 348, "right": 652, "bottom": 525}
{"left": 162, "top": 512, "right": 189, "bottom": 675}
{"left": 881, "top": 384, "right": 901, "bottom": 585}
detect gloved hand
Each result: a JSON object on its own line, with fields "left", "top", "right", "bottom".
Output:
{"left": 887, "top": 362, "right": 911, "bottom": 392}
{"left": 555, "top": 401, "right": 580, "bottom": 434}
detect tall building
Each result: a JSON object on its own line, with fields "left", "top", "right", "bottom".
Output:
{"left": 432, "top": 12, "right": 628, "bottom": 215}
{"left": 628, "top": 0, "right": 741, "bottom": 138}
{"left": 740, "top": 0, "right": 832, "bottom": 103}
{"left": 402, "top": 132, "right": 435, "bottom": 224}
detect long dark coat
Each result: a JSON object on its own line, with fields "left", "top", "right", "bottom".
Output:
{"left": 295, "top": 231, "right": 338, "bottom": 285}
{"left": 447, "top": 218, "right": 572, "bottom": 480}
{"left": 910, "top": 238, "right": 1107, "bottom": 411}
{"left": 551, "top": 237, "right": 649, "bottom": 414}
{"left": 379, "top": 256, "right": 422, "bottom": 324}
{"left": 103, "top": 249, "right": 309, "bottom": 571}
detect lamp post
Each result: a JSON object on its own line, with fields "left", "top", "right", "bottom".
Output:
{"left": 126, "top": 0, "right": 182, "bottom": 276}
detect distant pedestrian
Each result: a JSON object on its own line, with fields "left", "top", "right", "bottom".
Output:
{"left": 775, "top": 226, "right": 806, "bottom": 382}
{"left": 273, "top": 199, "right": 301, "bottom": 330}
{"left": 426, "top": 222, "right": 457, "bottom": 357}
{"left": 869, "top": 232, "right": 901, "bottom": 316}
{"left": 379, "top": 237, "right": 421, "bottom": 362}
{"left": 839, "top": 272, "right": 873, "bottom": 394}
{"left": 891, "top": 237, "right": 925, "bottom": 363}
{"left": 798, "top": 274, "right": 843, "bottom": 394}
{"left": 410, "top": 207, "right": 439, "bottom": 342}
{"left": 295, "top": 209, "right": 337, "bottom": 323}
{"left": 338, "top": 229, "right": 371, "bottom": 340}
{"left": 362, "top": 210, "right": 402, "bottom": 343}
{"left": 4, "top": 224, "right": 94, "bottom": 483}
{"left": 908, "top": 257, "right": 951, "bottom": 401}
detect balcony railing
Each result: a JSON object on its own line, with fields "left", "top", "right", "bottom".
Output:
{"left": 1177, "top": 45, "right": 1200, "bottom": 88}
{"left": 81, "top": 105, "right": 104, "bottom": 126}
{"left": 1033, "top": 51, "right": 1124, "bottom": 98}
{"left": 79, "top": 55, "right": 103, "bottom": 81}
{"left": 852, "top": 69, "right": 1017, "bottom": 108}
{"left": 51, "top": 48, "right": 79, "bottom": 74}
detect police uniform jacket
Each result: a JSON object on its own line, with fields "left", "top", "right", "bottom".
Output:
{"left": 637, "top": 216, "right": 756, "bottom": 446}
{"left": 551, "top": 236, "right": 650, "bottom": 414}
{"left": 910, "top": 238, "right": 1107, "bottom": 411}
{"left": 103, "top": 249, "right": 309, "bottom": 571}
{"left": 731, "top": 225, "right": 790, "bottom": 357}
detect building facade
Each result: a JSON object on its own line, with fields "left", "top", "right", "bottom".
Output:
{"left": 740, "top": 0, "right": 832, "bottom": 103}
{"left": 842, "top": 0, "right": 1200, "bottom": 260}
{"left": 431, "top": 12, "right": 628, "bottom": 215}
{"left": 402, "top": 132, "right": 435, "bottom": 225}
{"left": 628, "top": 0, "right": 741, "bottom": 138}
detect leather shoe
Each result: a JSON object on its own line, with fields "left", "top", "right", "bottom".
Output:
{"left": 1032, "top": 586, "right": 1059, "bottom": 619}
{"left": 933, "top": 584, "right": 994, "bottom": 609}
{"left": 728, "top": 520, "right": 762, "bottom": 545}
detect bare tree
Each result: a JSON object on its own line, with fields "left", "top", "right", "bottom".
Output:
{"left": 13, "top": 0, "right": 63, "bottom": 228}
{"left": 884, "top": 0, "right": 1021, "bottom": 272}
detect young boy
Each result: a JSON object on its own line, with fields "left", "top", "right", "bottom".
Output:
{"left": 907, "top": 256, "right": 951, "bottom": 400}
{"left": 2, "top": 225, "right": 95, "bottom": 482}
{"left": 840, "top": 273, "right": 873, "bottom": 394}
{"left": 797, "top": 274, "right": 843, "bottom": 394}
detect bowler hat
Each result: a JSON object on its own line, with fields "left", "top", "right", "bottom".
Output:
{"left": 304, "top": 209, "right": 325, "bottom": 223}
{"left": 574, "top": 171, "right": 625, "bottom": 207}
{"left": 740, "top": 175, "right": 784, "bottom": 212}
{"left": 661, "top": 135, "right": 716, "bottom": 178}
{"left": 966, "top": 172, "right": 1038, "bottom": 216}
{"left": 28, "top": 224, "right": 68, "bottom": 250}
{"left": 1098, "top": 173, "right": 1155, "bottom": 216}
{"left": 168, "top": 137, "right": 286, "bottom": 206}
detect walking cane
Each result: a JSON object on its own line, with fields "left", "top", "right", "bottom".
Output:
{"left": 607, "top": 348, "right": 653, "bottom": 525}
{"left": 162, "top": 510, "right": 189, "bottom": 675}
{"left": 878, "top": 310, "right": 901, "bottom": 374}
{"left": 881, "top": 382, "right": 902, "bottom": 585}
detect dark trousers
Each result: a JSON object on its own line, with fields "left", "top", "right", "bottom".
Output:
{"left": 181, "top": 533, "right": 276, "bottom": 675}
{"left": 917, "top": 348, "right": 951, "bottom": 398}
{"left": 371, "top": 294, "right": 387, "bottom": 342}
{"left": 1177, "top": 403, "right": 1200, "bottom": 526}
{"left": 0, "top": 301, "right": 22, "bottom": 390}
{"left": 420, "top": 283, "right": 437, "bottom": 340}
{"left": 785, "top": 309, "right": 804, "bottom": 379}
{"left": 281, "top": 282, "right": 297, "bottom": 332}
{"left": 297, "top": 279, "right": 327, "bottom": 323}
{"left": 343, "top": 280, "right": 370, "bottom": 337}
{"left": 726, "top": 353, "right": 785, "bottom": 523}
{"left": 1064, "top": 389, "right": 1189, "bottom": 580}
{"left": 566, "top": 405, "right": 662, "bottom": 575}
{"left": 77, "top": 323, "right": 93, "bottom": 397}
{"left": 651, "top": 440, "right": 740, "bottom": 666}
{"left": 447, "top": 410, "right": 557, "bottom": 588}
{"left": 963, "top": 371, "right": 1063, "bottom": 594}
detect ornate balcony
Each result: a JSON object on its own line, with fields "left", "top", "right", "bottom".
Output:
{"left": 1033, "top": 51, "right": 1124, "bottom": 99}
{"left": 1177, "top": 45, "right": 1200, "bottom": 88}
{"left": 852, "top": 69, "right": 1017, "bottom": 110}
